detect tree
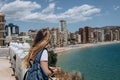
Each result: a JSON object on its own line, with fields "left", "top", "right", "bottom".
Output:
{"left": 48, "top": 50, "right": 57, "bottom": 67}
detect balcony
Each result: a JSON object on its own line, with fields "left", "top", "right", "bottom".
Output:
{"left": 0, "top": 30, "right": 7, "bottom": 33}
{"left": 0, "top": 22, "right": 5, "bottom": 24}
{"left": 0, "top": 38, "right": 5, "bottom": 41}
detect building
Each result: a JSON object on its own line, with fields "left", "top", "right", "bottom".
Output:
{"left": 5, "top": 23, "right": 19, "bottom": 36}
{"left": 69, "top": 32, "right": 77, "bottom": 44}
{"left": 56, "top": 28, "right": 61, "bottom": 47}
{"left": 28, "top": 29, "right": 37, "bottom": 40}
{"left": 79, "top": 28, "right": 85, "bottom": 43}
{"left": 60, "top": 20, "right": 67, "bottom": 32}
{"left": 93, "top": 28, "right": 104, "bottom": 42}
{"left": 84, "top": 26, "right": 92, "bottom": 43}
{"left": 60, "top": 20, "right": 68, "bottom": 47}
{"left": 76, "top": 33, "right": 81, "bottom": 44}
{"left": 51, "top": 28, "right": 57, "bottom": 48}
{"left": 68, "top": 32, "right": 81, "bottom": 44}
{"left": 79, "top": 26, "right": 92, "bottom": 43}
{"left": 0, "top": 13, "right": 6, "bottom": 46}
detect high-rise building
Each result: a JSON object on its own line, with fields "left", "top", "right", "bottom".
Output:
{"left": 0, "top": 13, "right": 6, "bottom": 46}
{"left": 115, "top": 30, "right": 119, "bottom": 40}
{"left": 51, "top": 28, "right": 57, "bottom": 48}
{"left": 101, "top": 29, "right": 105, "bottom": 42}
{"left": 79, "top": 28, "right": 85, "bottom": 43}
{"left": 79, "top": 27, "right": 91, "bottom": 43}
{"left": 60, "top": 20, "right": 68, "bottom": 47}
{"left": 119, "top": 28, "right": 120, "bottom": 40}
{"left": 104, "top": 28, "right": 111, "bottom": 41}
{"left": 5, "top": 23, "right": 19, "bottom": 36}
{"left": 50, "top": 27, "right": 62, "bottom": 47}
{"left": 84, "top": 26, "right": 92, "bottom": 43}
{"left": 95, "top": 28, "right": 104, "bottom": 42}
{"left": 110, "top": 30, "right": 113, "bottom": 41}
{"left": 56, "top": 28, "right": 61, "bottom": 47}
{"left": 60, "top": 20, "right": 67, "bottom": 32}
{"left": 76, "top": 33, "right": 81, "bottom": 43}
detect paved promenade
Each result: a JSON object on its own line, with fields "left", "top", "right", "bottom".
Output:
{"left": 0, "top": 58, "right": 16, "bottom": 80}
{"left": 0, "top": 48, "right": 16, "bottom": 80}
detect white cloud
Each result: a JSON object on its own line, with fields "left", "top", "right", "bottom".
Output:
{"left": 0, "top": 0, "right": 41, "bottom": 20}
{"left": 42, "top": 3, "right": 55, "bottom": 14}
{"left": 57, "top": 4, "right": 101, "bottom": 22}
{"left": 0, "top": 0, "right": 101, "bottom": 23}
{"left": 0, "top": 0, "right": 6, "bottom": 9}
{"left": 113, "top": 6, "right": 120, "bottom": 11}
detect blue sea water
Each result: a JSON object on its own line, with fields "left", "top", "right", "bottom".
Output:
{"left": 57, "top": 43, "right": 120, "bottom": 80}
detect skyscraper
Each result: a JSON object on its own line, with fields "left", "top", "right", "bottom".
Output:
{"left": 84, "top": 26, "right": 92, "bottom": 43}
{"left": 60, "top": 20, "right": 68, "bottom": 47}
{"left": 79, "top": 28, "right": 85, "bottom": 43}
{"left": 51, "top": 28, "right": 57, "bottom": 48}
{"left": 0, "top": 13, "right": 6, "bottom": 46}
{"left": 60, "top": 20, "right": 67, "bottom": 32}
{"left": 79, "top": 27, "right": 90, "bottom": 43}
{"left": 5, "top": 23, "right": 19, "bottom": 36}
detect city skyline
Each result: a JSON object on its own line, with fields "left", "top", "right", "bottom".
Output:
{"left": 0, "top": 0, "right": 120, "bottom": 32}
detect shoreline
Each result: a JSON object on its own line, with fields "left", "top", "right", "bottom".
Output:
{"left": 54, "top": 41, "right": 120, "bottom": 54}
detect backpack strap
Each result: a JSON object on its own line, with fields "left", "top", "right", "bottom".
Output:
{"left": 34, "top": 48, "right": 47, "bottom": 63}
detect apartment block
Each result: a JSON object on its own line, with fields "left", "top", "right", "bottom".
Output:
{"left": 0, "top": 13, "right": 6, "bottom": 46}
{"left": 5, "top": 23, "right": 19, "bottom": 36}
{"left": 60, "top": 20, "right": 68, "bottom": 47}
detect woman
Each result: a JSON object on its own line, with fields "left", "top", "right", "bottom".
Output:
{"left": 23, "top": 28, "right": 60, "bottom": 76}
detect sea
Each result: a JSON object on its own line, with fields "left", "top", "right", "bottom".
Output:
{"left": 56, "top": 43, "right": 120, "bottom": 80}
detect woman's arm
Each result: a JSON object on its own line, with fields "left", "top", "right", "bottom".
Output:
{"left": 40, "top": 61, "right": 52, "bottom": 76}
{"left": 40, "top": 49, "right": 60, "bottom": 76}
{"left": 40, "top": 61, "right": 61, "bottom": 76}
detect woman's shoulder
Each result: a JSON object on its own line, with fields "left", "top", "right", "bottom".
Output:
{"left": 42, "top": 48, "right": 48, "bottom": 53}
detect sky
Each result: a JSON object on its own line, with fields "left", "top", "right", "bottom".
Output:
{"left": 0, "top": 0, "right": 120, "bottom": 32}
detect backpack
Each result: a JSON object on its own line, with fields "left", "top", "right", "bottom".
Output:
{"left": 23, "top": 48, "right": 49, "bottom": 80}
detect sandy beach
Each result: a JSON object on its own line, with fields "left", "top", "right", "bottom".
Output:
{"left": 54, "top": 41, "right": 120, "bottom": 54}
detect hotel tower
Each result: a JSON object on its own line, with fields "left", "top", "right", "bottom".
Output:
{"left": 0, "top": 13, "right": 6, "bottom": 46}
{"left": 60, "top": 20, "right": 68, "bottom": 47}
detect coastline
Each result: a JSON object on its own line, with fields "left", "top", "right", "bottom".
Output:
{"left": 54, "top": 41, "right": 120, "bottom": 54}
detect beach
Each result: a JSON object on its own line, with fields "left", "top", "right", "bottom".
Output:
{"left": 54, "top": 41, "right": 120, "bottom": 54}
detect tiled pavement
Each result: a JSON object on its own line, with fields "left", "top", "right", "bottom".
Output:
{"left": 0, "top": 58, "right": 16, "bottom": 80}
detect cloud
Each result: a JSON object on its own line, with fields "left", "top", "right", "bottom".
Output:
{"left": 0, "top": 0, "right": 101, "bottom": 23}
{"left": 56, "top": 4, "right": 100, "bottom": 22}
{"left": 113, "top": 6, "right": 120, "bottom": 11}
{"left": 42, "top": 3, "right": 55, "bottom": 14}
{"left": 0, "top": 0, "right": 7, "bottom": 8}
{"left": 0, "top": 0, "right": 41, "bottom": 20}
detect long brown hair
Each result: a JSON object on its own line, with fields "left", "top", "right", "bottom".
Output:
{"left": 23, "top": 28, "right": 51, "bottom": 68}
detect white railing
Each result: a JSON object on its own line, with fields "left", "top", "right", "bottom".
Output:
{"left": 9, "top": 42, "right": 30, "bottom": 80}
